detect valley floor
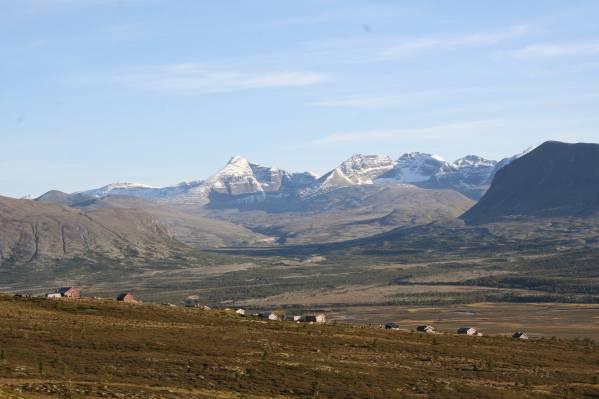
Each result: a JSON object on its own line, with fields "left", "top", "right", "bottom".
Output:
{"left": 1, "top": 295, "right": 599, "bottom": 398}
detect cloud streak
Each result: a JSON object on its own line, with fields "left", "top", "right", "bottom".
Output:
{"left": 379, "top": 25, "right": 530, "bottom": 59}
{"left": 112, "top": 64, "right": 327, "bottom": 94}
{"left": 509, "top": 40, "right": 599, "bottom": 59}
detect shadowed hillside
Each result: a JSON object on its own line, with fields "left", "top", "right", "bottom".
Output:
{"left": 463, "top": 141, "right": 599, "bottom": 224}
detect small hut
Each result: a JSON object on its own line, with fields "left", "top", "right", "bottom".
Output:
{"left": 512, "top": 331, "right": 529, "bottom": 340}
{"left": 116, "top": 292, "right": 137, "bottom": 303}
{"left": 268, "top": 312, "right": 280, "bottom": 321}
{"left": 59, "top": 287, "right": 80, "bottom": 298}
{"left": 385, "top": 322, "right": 400, "bottom": 330}
{"left": 235, "top": 309, "right": 246, "bottom": 316}
{"left": 457, "top": 327, "right": 480, "bottom": 336}
{"left": 417, "top": 325, "right": 436, "bottom": 334}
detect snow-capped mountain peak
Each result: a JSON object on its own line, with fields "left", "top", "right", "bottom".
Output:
{"left": 337, "top": 154, "right": 395, "bottom": 184}
{"left": 379, "top": 152, "right": 454, "bottom": 183}
{"left": 453, "top": 155, "right": 497, "bottom": 169}
{"left": 70, "top": 147, "right": 533, "bottom": 206}
{"left": 79, "top": 182, "right": 159, "bottom": 198}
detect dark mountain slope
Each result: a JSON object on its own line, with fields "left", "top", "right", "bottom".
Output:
{"left": 462, "top": 141, "right": 599, "bottom": 224}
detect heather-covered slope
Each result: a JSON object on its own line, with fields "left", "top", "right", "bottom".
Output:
{"left": 0, "top": 295, "right": 598, "bottom": 398}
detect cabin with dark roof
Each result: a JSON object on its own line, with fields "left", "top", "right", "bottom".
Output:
{"left": 116, "top": 292, "right": 137, "bottom": 303}
{"left": 385, "top": 322, "right": 400, "bottom": 330}
{"left": 512, "top": 331, "right": 529, "bottom": 339}
{"left": 457, "top": 327, "right": 481, "bottom": 336}
{"left": 417, "top": 325, "right": 436, "bottom": 334}
{"left": 57, "top": 287, "right": 81, "bottom": 299}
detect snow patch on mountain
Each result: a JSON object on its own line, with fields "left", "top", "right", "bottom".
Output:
{"left": 379, "top": 153, "right": 454, "bottom": 183}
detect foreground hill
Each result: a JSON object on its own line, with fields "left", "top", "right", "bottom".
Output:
{"left": 0, "top": 295, "right": 597, "bottom": 398}
{"left": 0, "top": 196, "right": 181, "bottom": 265}
{"left": 463, "top": 141, "right": 599, "bottom": 224}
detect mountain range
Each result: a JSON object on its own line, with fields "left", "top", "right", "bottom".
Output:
{"left": 1, "top": 140, "right": 598, "bottom": 271}
{"left": 62, "top": 149, "right": 529, "bottom": 211}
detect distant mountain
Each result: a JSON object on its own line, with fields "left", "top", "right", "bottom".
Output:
{"left": 49, "top": 147, "right": 530, "bottom": 213}
{"left": 312, "top": 152, "right": 507, "bottom": 199}
{"left": 35, "top": 190, "right": 95, "bottom": 207}
{"left": 462, "top": 141, "right": 599, "bottom": 224}
{"left": 0, "top": 196, "right": 180, "bottom": 265}
{"left": 316, "top": 154, "right": 395, "bottom": 188}
{"left": 380, "top": 152, "right": 454, "bottom": 183}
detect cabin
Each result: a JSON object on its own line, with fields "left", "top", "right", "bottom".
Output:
{"left": 258, "top": 312, "right": 280, "bottom": 321}
{"left": 116, "top": 292, "right": 137, "bottom": 303}
{"left": 235, "top": 309, "right": 246, "bottom": 316}
{"left": 302, "top": 313, "right": 326, "bottom": 324}
{"left": 512, "top": 331, "right": 529, "bottom": 339}
{"left": 385, "top": 322, "right": 400, "bottom": 330}
{"left": 58, "top": 287, "right": 80, "bottom": 298}
{"left": 417, "top": 325, "right": 436, "bottom": 334}
{"left": 457, "top": 327, "right": 480, "bottom": 336}
{"left": 268, "top": 312, "right": 280, "bottom": 321}
{"left": 47, "top": 287, "right": 80, "bottom": 299}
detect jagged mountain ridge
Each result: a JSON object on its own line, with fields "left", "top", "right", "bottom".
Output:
{"left": 66, "top": 149, "right": 526, "bottom": 208}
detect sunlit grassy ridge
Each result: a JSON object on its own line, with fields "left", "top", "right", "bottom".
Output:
{"left": 0, "top": 295, "right": 598, "bottom": 398}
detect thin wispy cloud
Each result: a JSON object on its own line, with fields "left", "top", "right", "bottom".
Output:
{"left": 313, "top": 121, "right": 496, "bottom": 145}
{"left": 509, "top": 40, "right": 599, "bottom": 59}
{"left": 112, "top": 64, "right": 327, "bottom": 94}
{"left": 379, "top": 25, "right": 530, "bottom": 59}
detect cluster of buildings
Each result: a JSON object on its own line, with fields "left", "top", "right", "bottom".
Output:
{"left": 39, "top": 290, "right": 529, "bottom": 338}
{"left": 253, "top": 311, "right": 327, "bottom": 324}
{"left": 45, "top": 287, "right": 138, "bottom": 303}
{"left": 184, "top": 299, "right": 327, "bottom": 324}
{"left": 384, "top": 323, "right": 529, "bottom": 339}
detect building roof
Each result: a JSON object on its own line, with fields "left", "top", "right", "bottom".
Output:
{"left": 417, "top": 325, "right": 435, "bottom": 331}
{"left": 58, "top": 287, "right": 75, "bottom": 294}
{"left": 117, "top": 292, "right": 133, "bottom": 300}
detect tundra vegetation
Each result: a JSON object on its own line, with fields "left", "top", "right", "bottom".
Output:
{"left": 0, "top": 294, "right": 598, "bottom": 398}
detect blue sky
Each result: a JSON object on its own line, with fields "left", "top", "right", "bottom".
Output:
{"left": 1, "top": 0, "right": 599, "bottom": 197}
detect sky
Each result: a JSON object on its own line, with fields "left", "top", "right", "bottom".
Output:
{"left": 1, "top": 0, "right": 599, "bottom": 197}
